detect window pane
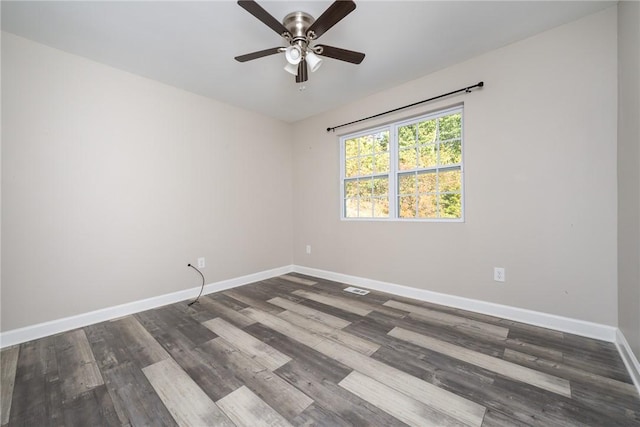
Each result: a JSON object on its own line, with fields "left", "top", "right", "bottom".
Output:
{"left": 440, "top": 193, "right": 461, "bottom": 218}
{"left": 418, "top": 195, "right": 437, "bottom": 218}
{"left": 398, "top": 124, "right": 416, "bottom": 148}
{"left": 373, "top": 177, "right": 388, "bottom": 196}
{"left": 373, "top": 197, "right": 389, "bottom": 217}
{"left": 419, "top": 144, "right": 437, "bottom": 168}
{"left": 345, "top": 198, "right": 358, "bottom": 218}
{"left": 375, "top": 152, "right": 390, "bottom": 173}
{"left": 359, "top": 197, "right": 373, "bottom": 217}
{"left": 398, "top": 173, "right": 416, "bottom": 195}
{"left": 418, "top": 120, "right": 436, "bottom": 144}
{"left": 359, "top": 156, "right": 374, "bottom": 175}
{"left": 345, "top": 180, "right": 358, "bottom": 197}
{"left": 358, "top": 178, "right": 373, "bottom": 198}
{"left": 398, "top": 195, "right": 417, "bottom": 218}
{"left": 439, "top": 113, "right": 461, "bottom": 140}
{"left": 374, "top": 132, "right": 390, "bottom": 153}
{"left": 440, "top": 140, "right": 461, "bottom": 165}
{"left": 398, "top": 148, "right": 417, "bottom": 170}
{"left": 358, "top": 135, "right": 374, "bottom": 155}
{"left": 439, "top": 169, "right": 461, "bottom": 192}
{"left": 345, "top": 158, "right": 358, "bottom": 177}
{"left": 417, "top": 171, "right": 436, "bottom": 193}
{"left": 345, "top": 139, "right": 358, "bottom": 157}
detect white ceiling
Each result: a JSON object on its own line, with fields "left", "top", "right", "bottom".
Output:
{"left": 1, "top": 1, "right": 613, "bottom": 123}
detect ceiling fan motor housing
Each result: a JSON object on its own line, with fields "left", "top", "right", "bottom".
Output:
{"left": 283, "top": 11, "right": 315, "bottom": 45}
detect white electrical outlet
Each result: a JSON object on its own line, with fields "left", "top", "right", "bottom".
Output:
{"left": 306, "top": 245, "right": 311, "bottom": 255}
{"left": 197, "top": 257, "right": 205, "bottom": 269}
{"left": 494, "top": 267, "right": 505, "bottom": 282}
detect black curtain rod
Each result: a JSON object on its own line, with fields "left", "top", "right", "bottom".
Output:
{"left": 326, "top": 81, "right": 484, "bottom": 133}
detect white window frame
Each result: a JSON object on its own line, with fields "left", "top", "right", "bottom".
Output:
{"left": 340, "top": 105, "right": 464, "bottom": 222}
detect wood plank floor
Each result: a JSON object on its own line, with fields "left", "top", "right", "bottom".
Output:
{"left": 2, "top": 274, "right": 639, "bottom": 426}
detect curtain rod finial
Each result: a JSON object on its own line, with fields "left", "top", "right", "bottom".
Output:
{"left": 478, "top": 81, "right": 484, "bottom": 87}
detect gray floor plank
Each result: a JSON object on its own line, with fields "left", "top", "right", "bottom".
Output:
{"left": 278, "top": 274, "right": 318, "bottom": 286}
{"left": 267, "top": 296, "right": 351, "bottom": 329}
{"left": 202, "top": 317, "right": 291, "bottom": 370}
{"left": 0, "top": 346, "right": 19, "bottom": 425}
{"left": 244, "top": 323, "right": 352, "bottom": 384}
{"left": 110, "top": 316, "right": 170, "bottom": 367}
{"left": 9, "top": 336, "right": 64, "bottom": 426}
{"left": 276, "top": 358, "right": 408, "bottom": 427}
{"left": 200, "top": 337, "right": 313, "bottom": 421}
{"left": 384, "top": 299, "right": 510, "bottom": 339}
{"left": 277, "top": 309, "right": 380, "bottom": 356}
{"left": 56, "top": 329, "right": 104, "bottom": 400}
{"left": 389, "top": 327, "right": 572, "bottom": 397}
{"left": 100, "top": 361, "right": 177, "bottom": 426}
{"left": 62, "top": 385, "right": 120, "bottom": 427}
{"left": 198, "top": 295, "right": 256, "bottom": 328}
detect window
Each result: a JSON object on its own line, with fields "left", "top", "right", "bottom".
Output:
{"left": 341, "top": 106, "right": 463, "bottom": 221}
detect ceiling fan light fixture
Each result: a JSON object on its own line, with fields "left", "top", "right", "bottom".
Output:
{"left": 284, "top": 62, "right": 298, "bottom": 76}
{"left": 306, "top": 51, "right": 323, "bottom": 72}
{"left": 284, "top": 45, "right": 302, "bottom": 65}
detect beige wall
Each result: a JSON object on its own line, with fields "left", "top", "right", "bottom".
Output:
{"left": 292, "top": 8, "right": 619, "bottom": 325}
{"left": 1, "top": 33, "right": 293, "bottom": 331}
{"left": 618, "top": 1, "right": 640, "bottom": 358}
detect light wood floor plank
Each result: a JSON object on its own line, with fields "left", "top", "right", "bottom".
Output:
{"left": 278, "top": 310, "right": 380, "bottom": 356}
{"left": 56, "top": 329, "right": 104, "bottom": 400}
{"left": 142, "top": 358, "right": 234, "bottom": 427}
{"left": 0, "top": 346, "right": 20, "bottom": 425}
{"left": 279, "top": 274, "right": 317, "bottom": 286}
{"left": 217, "top": 385, "right": 293, "bottom": 427}
{"left": 389, "top": 327, "right": 572, "bottom": 398}
{"left": 314, "top": 339, "right": 485, "bottom": 427}
{"left": 267, "top": 296, "right": 351, "bottom": 329}
{"left": 202, "top": 317, "right": 291, "bottom": 371}
{"left": 339, "top": 370, "right": 466, "bottom": 427}
{"left": 243, "top": 305, "right": 485, "bottom": 427}
{"left": 384, "top": 300, "right": 510, "bottom": 339}
{"left": 292, "top": 290, "right": 372, "bottom": 316}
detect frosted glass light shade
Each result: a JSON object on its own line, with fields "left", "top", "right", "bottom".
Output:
{"left": 284, "top": 62, "right": 298, "bottom": 75}
{"left": 306, "top": 52, "right": 323, "bottom": 72}
{"left": 285, "top": 46, "right": 302, "bottom": 65}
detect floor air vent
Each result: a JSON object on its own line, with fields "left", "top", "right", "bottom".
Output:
{"left": 343, "top": 286, "right": 370, "bottom": 295}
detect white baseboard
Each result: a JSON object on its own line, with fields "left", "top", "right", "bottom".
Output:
{"left": 0, "top": 263, "right": 620, "bottom": 349}
{"left": 293, "top": 265, "right": 618, "bottom": 342}
{"left": 0, "top": 265, "right": 294, "bottom": 349}
{"left": 616, "top": 329, "right": 640, "bottom": 395}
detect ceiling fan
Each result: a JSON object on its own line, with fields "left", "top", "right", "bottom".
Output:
{"left": 235, "top": 0, "right": 365, "bottom": 83}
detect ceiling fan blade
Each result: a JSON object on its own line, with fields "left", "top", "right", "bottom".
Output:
{"left": 307, "top": 1, "right": 356, "bottom": 39}
{"left": 296, "top": 59, "right": 308, "bottom": 83}
{"left": 238, "top": 1, "right": 289, "bottom": 36}
{"left": 316, "top": 45, "right": 365, "bottom": 64}
{"left": 235, "top": 47, "right": 282, "bottom": 62}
